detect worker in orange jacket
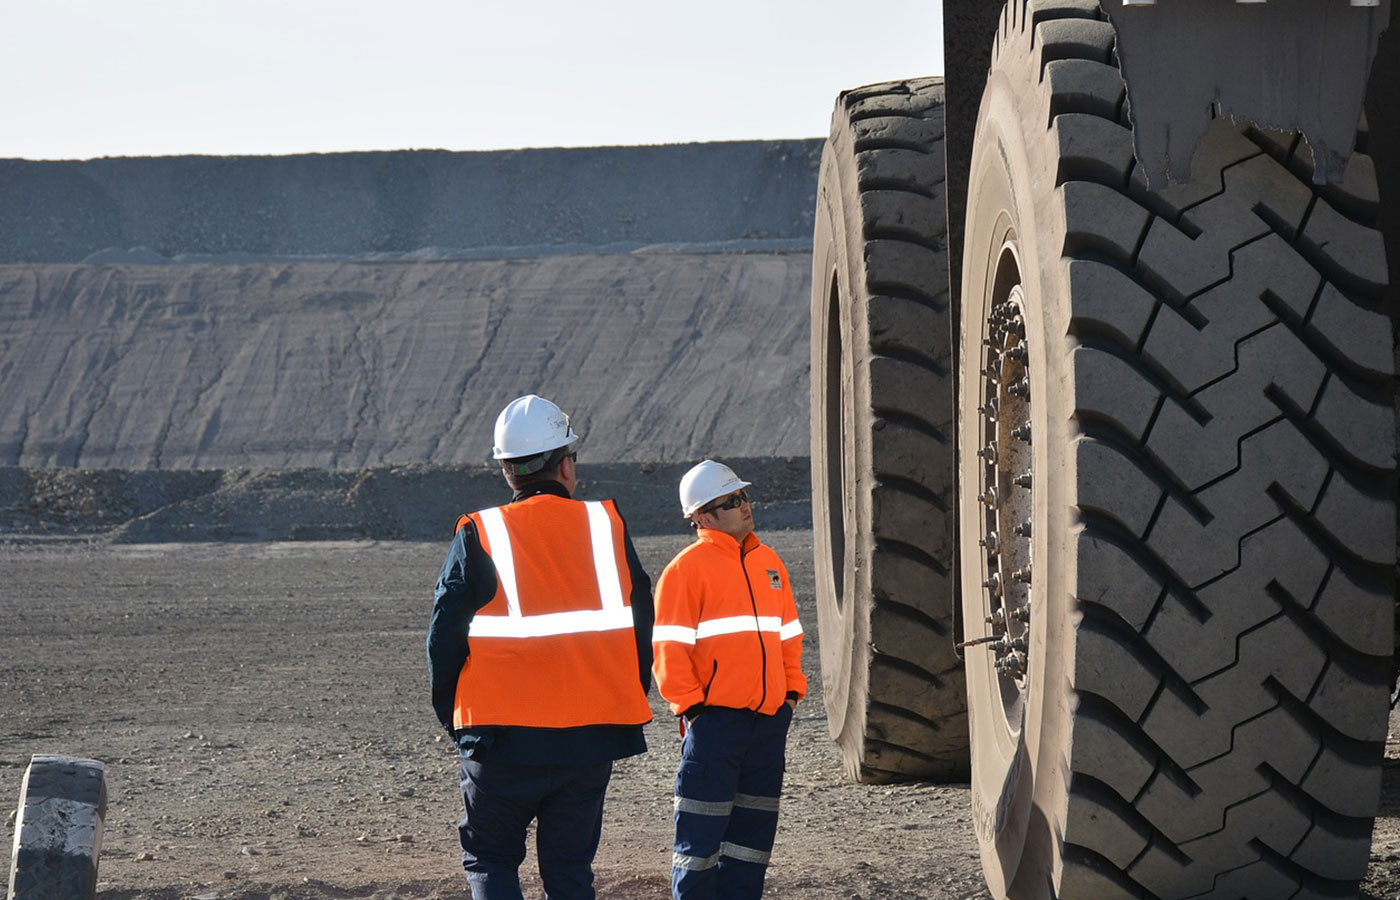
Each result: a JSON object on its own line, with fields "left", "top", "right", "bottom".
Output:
{"left": 428, "top": 394, "right": 654, "bottom": 900}
{"left": 652, "top": 459, "right": 807, "bottom": 900}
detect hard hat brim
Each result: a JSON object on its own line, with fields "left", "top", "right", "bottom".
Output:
{"left": 681, "top": 479, "right": 752, "bottom": 516}
{"left": 492, "top": 434, "right": 579, "bottom": 460}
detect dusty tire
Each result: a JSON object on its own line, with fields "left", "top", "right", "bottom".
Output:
{"left": 7, "top": 756, "right": 106, "bottom": 900}
{"left": 810, "top": 77, "right": 968, "bottom": 783}
{"left": 959, "top": 2, "right": 1396, "bottom": 899}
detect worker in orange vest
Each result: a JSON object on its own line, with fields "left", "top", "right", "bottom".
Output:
{"left": 428, "top": 394, "right": 654, "bottom": 900}
{"left": 652, "top": 460, "right": 807, "bottom": 899}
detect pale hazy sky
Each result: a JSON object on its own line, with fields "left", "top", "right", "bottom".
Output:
{"left": 0, "top": 1, "right": 945, "bottom": 161}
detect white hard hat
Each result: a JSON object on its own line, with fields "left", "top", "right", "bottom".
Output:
{"left": 679, "top": 460, "right": 752, "bottom": 516}
{"left": 492, "top": 395, "right": 580, "bottom": 460}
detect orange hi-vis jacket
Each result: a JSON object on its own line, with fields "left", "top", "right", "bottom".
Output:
{"left": 452, "top": 495, "right": 653, "bottom": 730}
{"left": 652, "top": 529, "right": 807, "bottom": 717}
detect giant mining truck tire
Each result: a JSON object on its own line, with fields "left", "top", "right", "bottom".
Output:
{"left": 7, "top": 756, "right": 106, "bottom": 900}
{"left": 810, "top": 77, "right": 969, "bottom": 784}
{"left": 958, "top": 2, "right": 1396, "bottom": 899}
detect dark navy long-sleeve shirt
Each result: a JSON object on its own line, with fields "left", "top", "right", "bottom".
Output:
{"left": 427, "top": 480, "right": 654, "bottom": 765}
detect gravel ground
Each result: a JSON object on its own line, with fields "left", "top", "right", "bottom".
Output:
{"left": 1, "top": 532, "right": 1397, "bottom": 900}
{"left": 0, "top": 531, "right": 989, "bottom": 900}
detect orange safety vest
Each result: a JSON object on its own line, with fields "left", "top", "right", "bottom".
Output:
{"left": 452, "top": 494, "right": 652, "bottom": 729}
{"left": 652, "top": 529, "right": 807, "bottom": 717}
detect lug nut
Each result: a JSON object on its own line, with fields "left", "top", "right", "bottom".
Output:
{"left": 978, "top": 443, "right": 998, "bottom": 463}
{"left": 1012, "top": 566, "right": 1032, "bottom": 584}
{"left": 1014, "top": 471, "right": 1032, "bottom": 488}
{"left": 1009, "top": 379, "right": 1030, "bottom": 399}
{"left": 979, "top": 531, "right": 999, "bottom": 552}
{"left": 982, "top": 573, "right": 1003, "bottom": 596}
{"left": 995, "top": 652, "right": 1026, "bottom": 675}
{"left": 1011, "top": 424, "right": 1032, "bottom": 443}
{"left": 1014, "top": 519, "right": 1032, "bottom": 537}
{"left": 1006, "top": 345, "right": 1028, "bottom": 363}
{"left": 982, "top": 487, "right": 997, "bottom": 508}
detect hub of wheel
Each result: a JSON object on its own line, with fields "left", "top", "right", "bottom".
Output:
{"left": 970, "top": 249, "right": 1034, "bottom": 725}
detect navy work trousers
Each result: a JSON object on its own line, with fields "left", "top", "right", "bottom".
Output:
{"left": 671, "top": 704, "right": 793, "bottom": 899}
{"left": 458, "top": 755, "right": 612, "bottom": 900}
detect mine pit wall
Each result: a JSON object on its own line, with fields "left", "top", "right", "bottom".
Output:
{"left": 0, "top": 141, "right": 821, "bottom": 485}
{"left": 0, "top": 251, "right": 811, "bottom": 470}
{"left": 0, "top": 142, "right": 821, "bottom": 264}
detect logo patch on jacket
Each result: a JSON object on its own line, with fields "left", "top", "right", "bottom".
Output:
{"left": 768, "top": 569, "right": 782, "bottom": 590}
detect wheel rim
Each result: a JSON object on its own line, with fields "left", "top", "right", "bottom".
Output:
{"left": 974, "top": 241, "right": 1034, "bottom": 733}
{"left": 822, "top": 273, "right": 849, "bottom": 614}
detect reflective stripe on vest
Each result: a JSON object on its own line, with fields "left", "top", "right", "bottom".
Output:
{"left": 654, "top": 616, "right": 804, "bottom": 646}
{"left": 471, "top": 501, "right": 631, "bottom": 639}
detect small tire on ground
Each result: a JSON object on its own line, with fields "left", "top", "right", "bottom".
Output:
{"left": 7, "top": 756, "right": 106, "bottom": 900}
{"left": 810, "top": 77, "right": 969, "bottom": 784}
{"left": 959, "top": 2, "right": 1395, "bottom": 899}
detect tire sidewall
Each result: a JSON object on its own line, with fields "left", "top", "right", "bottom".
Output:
{"left": 959, "top": 61, "right": 1076, "bottom": 899}
{"left": 811, "top": 132, "right": 876, "bottom": 757}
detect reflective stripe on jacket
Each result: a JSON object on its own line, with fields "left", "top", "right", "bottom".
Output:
{"left": 452, "top": 494, "right": 653, "bottom": 729}
{"left": 652, "top": 529, "right": 807, "bottom": 716}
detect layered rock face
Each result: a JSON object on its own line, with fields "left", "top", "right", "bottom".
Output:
{"left": 0, "top": 141, "right": 821, "bottom": 472}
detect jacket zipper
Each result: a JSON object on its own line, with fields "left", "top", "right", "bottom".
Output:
{"left": 739, "top": 544, "right": 769, "bottom": 711}
{"left": 703, "top": 660, "right": 719, "bottom": 700}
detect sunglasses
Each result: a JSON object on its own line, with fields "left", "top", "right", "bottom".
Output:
{"left": 703, "top": 491, "right": 749, "bottom": 514}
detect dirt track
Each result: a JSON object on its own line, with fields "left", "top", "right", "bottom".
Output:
{"left": 3, "top": 531, "right": 1399, "bottom": 900}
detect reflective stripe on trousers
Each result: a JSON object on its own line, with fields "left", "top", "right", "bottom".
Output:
{"left": 670, "top": 705, "right": 793, "bottom": 900}
{"left": 673, "top": 840, "right": 772, "bottom": 871}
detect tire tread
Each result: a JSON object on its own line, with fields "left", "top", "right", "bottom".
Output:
{"left": 813, "top": 76, "right": 967, "bottom": 782}
{"left": 8, "top": 756, "right": 105, "bottom": 900}
{"left": 977, "top": 3, "right": 1394, "bottom": 897}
